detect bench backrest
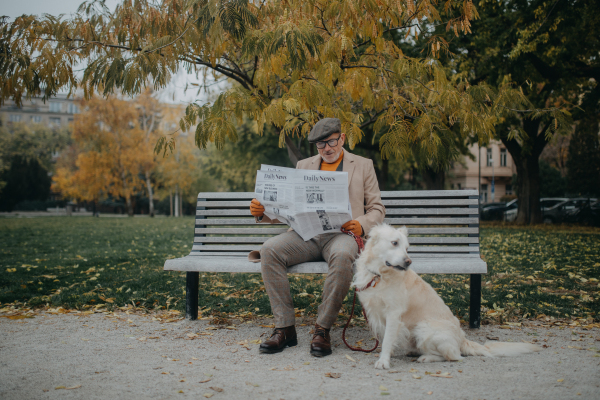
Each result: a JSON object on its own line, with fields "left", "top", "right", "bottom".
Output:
{"left": 191, "top": 190, "right": 480, "bottom": 259}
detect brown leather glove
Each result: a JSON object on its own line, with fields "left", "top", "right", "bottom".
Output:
{"left": 341, "top": 220, "right": 363, "bottom": 236}
{"left": 250, "top": 199, "right": 265, "bottom": 217}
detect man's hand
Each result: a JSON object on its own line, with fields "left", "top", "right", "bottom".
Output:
{"left": 342, "top": 220, "right": 363, "bottom": 236}
{"left": 250, "top": 199, "right": 265, "bottom": 217}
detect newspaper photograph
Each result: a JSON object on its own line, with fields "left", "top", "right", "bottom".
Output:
{"left": 255, "top": 165, "right": 352, "bottom": 241}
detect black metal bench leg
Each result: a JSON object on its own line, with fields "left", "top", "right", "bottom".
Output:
{"left": 469, "top": 274, "right": 481, "bottom": 329}
{"left": 186, "top": 272, "right": 199, "bottom": 320}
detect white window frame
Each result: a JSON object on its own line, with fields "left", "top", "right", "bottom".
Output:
{"left": 500, "top": 149, "right": 507, "bottom": 167}
{"left": 49, "top": 102, "right": 62, "bottom": 113}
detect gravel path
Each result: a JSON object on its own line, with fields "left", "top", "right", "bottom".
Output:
{"left": 1, "top": 312, "right": 599, "bottom": 400}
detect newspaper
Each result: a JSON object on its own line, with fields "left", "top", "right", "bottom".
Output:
{"left": 255, "top": 164, "right": 352, "bottom": 241}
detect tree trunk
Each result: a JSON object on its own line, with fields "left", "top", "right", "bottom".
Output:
{"left": 145, "top": 171, "right": 154, "bottom": 217}
{"left": 379, "top": 158, "right": 389, "bottom": 190}
{"left": 422, "top": 167, "right": 446, "bottom": 190}
{"left": 125, "top": 194, "right": 134, "bottom": 216}
{"left": 501, "top": 119, "right": 550, "bottom": 224}
{"left": 512, "top": 155, "right": 543, "bottom": 224}
{"left": 169, "top": 189, "right": 173, "bottom": 217}
{"left": 174, "top": 185, "right": 180, "bottom": 217}
{"left": 180, "top": 192, "right": 184, "bottom": 216}
{"left": 285, "top": 135, "right": 305, "bottom": 166}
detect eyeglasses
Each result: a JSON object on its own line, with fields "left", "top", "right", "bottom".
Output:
{"left": 315, "top": 135, "right": 342, "bottom": 149}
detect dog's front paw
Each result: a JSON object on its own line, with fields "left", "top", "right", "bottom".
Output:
{"left": 374, "top": 357, "right": 391, "bottom": 370}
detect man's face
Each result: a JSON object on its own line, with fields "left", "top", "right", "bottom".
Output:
{"left": 316, "top": 132, "right": 345, "bottom": 163}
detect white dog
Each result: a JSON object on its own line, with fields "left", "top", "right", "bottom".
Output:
{"left": 352, "top": 224, "right": 540, "bottom": 369}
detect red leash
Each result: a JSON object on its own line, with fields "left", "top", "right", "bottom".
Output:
{"left": 340, "top": 228, "right": 380, "bottom": 353}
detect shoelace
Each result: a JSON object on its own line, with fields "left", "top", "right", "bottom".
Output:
{"left": 313, "top": 327, "right": 328, "bottom": 338}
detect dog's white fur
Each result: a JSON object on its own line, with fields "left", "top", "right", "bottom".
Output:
{"left": 352, "top": 224, "right": 541, "bottom": 369}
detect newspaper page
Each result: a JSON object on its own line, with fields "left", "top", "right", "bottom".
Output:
{"left": 255, "top": 165, "right": 352, "bottom": 241}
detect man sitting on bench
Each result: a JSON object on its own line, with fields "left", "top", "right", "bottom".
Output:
{"left": 250, "top": 118, "right": 385, "bottom": 357}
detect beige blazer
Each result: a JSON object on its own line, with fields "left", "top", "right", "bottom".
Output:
{"left": 259, "top": 150, "right": 385, "bottom": 236}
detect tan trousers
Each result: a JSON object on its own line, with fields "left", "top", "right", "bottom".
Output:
{"left": 260, "top": 231, "right": 358, "bottom": 329}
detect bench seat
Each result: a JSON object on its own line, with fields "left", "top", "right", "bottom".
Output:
{"left": 164, "top": 189, "right": 487, "bottom": 328}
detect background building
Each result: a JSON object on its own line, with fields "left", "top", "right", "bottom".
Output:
{"left": 0, "top": 94, "right": 79, "bottom": 128}
{"left": 448, "top": 141, "right": 517, "bottom": 203}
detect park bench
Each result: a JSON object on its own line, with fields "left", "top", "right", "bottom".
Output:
{"left": 164, "top": 189, "right": 487, "bottom": 328}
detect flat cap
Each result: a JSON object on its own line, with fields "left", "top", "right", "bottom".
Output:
{"left": 308, "top": 118, "right": 341, "bottom": 143}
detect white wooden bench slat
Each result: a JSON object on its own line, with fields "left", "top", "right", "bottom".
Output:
{"left": 187, "top": 251, "right": 483, "bottom": 258}
{"left": 195, "top": 216, "right": 480, "bottom": 225}
{"left": 195, "top": 190, "right": 479, "bottom": 199}
{"left": 193, "top": 236, "right": 479, "bottom": 244}
{"left": 191, "top": 244, "right": 479, "bottom": 252}
{"left": 194, "top": 227, "right": 481, "bottom": 234}
{"left": 196, "top": 207, "right": 477, "bottom": 216}
{"left": 197, "top": 199, "right": 478, "bottom": 209}
{"left": 165, "top": 256, "right": 487, "bottom": 274}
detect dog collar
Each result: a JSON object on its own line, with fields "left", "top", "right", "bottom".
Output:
{"left": 356, "top": 274, "right": 380, "bottom": 292}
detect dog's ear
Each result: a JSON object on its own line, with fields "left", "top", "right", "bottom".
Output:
{"left": 398, "top": 226, "right": 408, "bottom": 237}
{"left": 366, "top": 224, "right": 383, "bottom": 244}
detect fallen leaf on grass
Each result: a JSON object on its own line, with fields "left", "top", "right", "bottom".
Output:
{"left": 379, "top": 385, "right": 387, "bottom": 391}
{"left": 412, "top": 375, "right": 421, "bottom": 379}
{"left": 346, "top": 355, "right": 356, "bottom": 362}
{"left": 324, "top": 373, "right": 341, "bottom": 379}
{"left": 230, "top": 349, "right": 238, "bottom": 353}
{"left": 209, "top": 387, "right": 223, "bottom": 392}
{"left": 179, "top": 379, "right": 186, "bottom": 382}
{"left": 246, "top": 381, "right": 259, "bottom": 387}
{"left": 409, "top": 368, "right": 418, "bottom": 373}
{"left": 427, "top": 391, "right": 433, "bottom": 395}
{"left": 199, "top": 379, "right": 211, "bottom": 383}
{"left": 557, "top": 379, "right": 564, "bottom": 382}
{"left": 203, "top": 393, "right": 213, "bottom": 398}
{"left": 55, "top": 386, "right": 66, "bottom": 390}
{"left": 303, "top": 362, "right": 310, "bottom": 365}
{"left": 250, "top": 339, "right": 262, "bottom": 344}
{"left": 138, "top": 337, "right": 147, "bottom": 342}
{"left": 161, "top": 372, "right": 169, "bottom": 375}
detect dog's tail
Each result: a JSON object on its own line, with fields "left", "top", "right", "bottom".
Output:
{"left": 461, "top": 340, "right": 541, "bottom": 357}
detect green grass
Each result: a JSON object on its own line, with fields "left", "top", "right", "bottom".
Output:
{"left": 1, "top": 217, "right": 598, "bottom": 325}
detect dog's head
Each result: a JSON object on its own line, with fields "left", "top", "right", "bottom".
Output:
{"left": 365, "top": 224, "right": 412, "bottom": 273}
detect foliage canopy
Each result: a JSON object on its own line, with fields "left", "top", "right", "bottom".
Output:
{"left": 1, "top": 0, "right": 569, "bottom": 167}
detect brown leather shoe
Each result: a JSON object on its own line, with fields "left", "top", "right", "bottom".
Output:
{"left": 259, "top": 326, "right": 297, "bottom": 354}
{"left": 310, "top": 324, "right": 332, "bottom": 357}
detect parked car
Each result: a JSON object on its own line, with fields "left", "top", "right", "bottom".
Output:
{"left": 548, "top": 198, "right": 598, "bottom": 224}
{"left": 504, "top": 198, "right": 568, "bottom": 222}
{"left": 480, "top": 202, "right": 507, "bottom": 221}
{"left": 502, "top": 199, "right": 520, "bottom": 222}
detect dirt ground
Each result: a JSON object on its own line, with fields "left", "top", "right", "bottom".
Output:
{"left": 1, "top": 311, "right": 599, "bottom": 400}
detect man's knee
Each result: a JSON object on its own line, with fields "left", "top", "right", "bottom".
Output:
{"left": 328, "top": 242, "right": 358, "bottom": 267}
{"left": 261, "top": 236, "right": 287, "bottom": 266}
